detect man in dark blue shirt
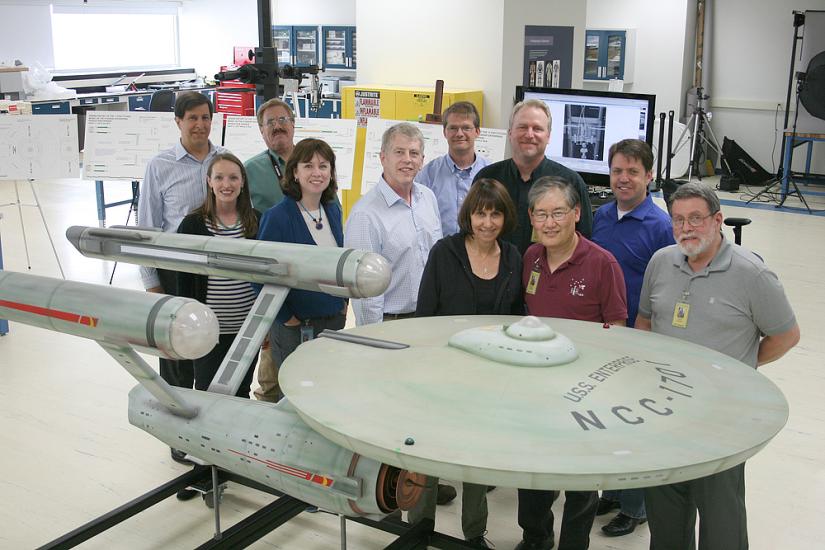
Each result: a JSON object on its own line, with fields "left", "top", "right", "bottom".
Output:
{"left": 591, "top": 138, "right": 675, "bottom": 537}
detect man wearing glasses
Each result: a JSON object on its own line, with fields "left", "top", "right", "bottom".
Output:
{"left": 244, "top": 99, "right": 297, "bottom": 403}
{"left": 417, "top": 101, "right": 489, "bottom": 237}
{"left": 517, "top": 176, "right": 627, "bottom": 550}
{"left": 245, "top": 98, "right": 296, "bottom": 212}
{"left": 636, "top": 182, "right": 799, "bottom": 550}
{"left": 475, "top": 99, "right": 592, "bottom": 255}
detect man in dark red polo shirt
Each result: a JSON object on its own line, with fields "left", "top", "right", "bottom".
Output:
{"left": 516, "top": 175, "right": 627, "bottom": 550}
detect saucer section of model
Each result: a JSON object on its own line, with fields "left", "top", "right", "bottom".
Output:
{"left": 280, "top": 315, "right": 788, "bottom": 491}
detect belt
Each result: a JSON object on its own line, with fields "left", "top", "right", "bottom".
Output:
{"left": 383, "top": 312, "right": 415, "bottom": 321}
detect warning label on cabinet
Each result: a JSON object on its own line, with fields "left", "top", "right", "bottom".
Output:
{"left": 355, "top": 90, "right": 380, "bottom": 128}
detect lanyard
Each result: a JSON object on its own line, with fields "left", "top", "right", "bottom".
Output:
{"left": 268, "top": 153, "right": 283, "bottom": 179}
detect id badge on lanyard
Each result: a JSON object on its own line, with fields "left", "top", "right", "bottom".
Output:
{"left": 526, "top": 258, "right": 541, "bottom": 295}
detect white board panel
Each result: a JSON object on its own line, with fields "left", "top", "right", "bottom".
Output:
{"left": 82, "top": 111, "right": 223, "bottom": 181}
{"left": 223, "top": 116, "right": 358, "bottom": 190}
{"left": 0, "top": 115, "right": 79, "bottom": 180}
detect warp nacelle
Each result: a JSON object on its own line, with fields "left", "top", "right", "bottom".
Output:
{"left": 0, "top": 271, "right": 218, "bottom": 360}
{"left": 66, "top": 226, "right": 391, "bottom": 298}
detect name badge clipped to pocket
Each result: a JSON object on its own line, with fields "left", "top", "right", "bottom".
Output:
{"left": 526, "top": 268, "right": 541, "bottom": 295}
{"left": 672, "top": 302, "right": 690, "bottom": 328}
{"left": 300, "top": 324, "right": 314, "bottom": 343}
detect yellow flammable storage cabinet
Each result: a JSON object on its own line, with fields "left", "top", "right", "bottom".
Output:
{"left": 341, "top": 84, "right": 483, "bottom": 217}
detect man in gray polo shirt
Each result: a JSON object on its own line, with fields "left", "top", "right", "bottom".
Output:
{"left": 636, "top": 182, "right": 799, "bottom": 550}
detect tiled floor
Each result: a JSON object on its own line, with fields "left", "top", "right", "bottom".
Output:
{"left": 1, "top": 176, "right": 823, "bottom": 549}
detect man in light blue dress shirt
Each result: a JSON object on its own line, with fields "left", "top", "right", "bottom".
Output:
{"left": 345, "top": 122, "right": 442, "bottom": 325}
{"left": 417, "top": 101, "right": 489, "bottom": 236}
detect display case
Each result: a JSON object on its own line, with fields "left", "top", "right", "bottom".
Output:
{"left": 272, "top": 26, "right": 319, "bottom": 67}
{"left": 322, "top": 26, "right": 356, "bottom": 69}
{"left": 583, "top": 29, "right": 634, "bottom": 82}
{"left": 272, "top": 26, "right": 293, "bottom": 66}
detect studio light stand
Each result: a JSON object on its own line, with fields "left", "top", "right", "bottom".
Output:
{"left": 747, "top": 11, "right": 812, "bottom": 212}
{"left": 670, "top": 86, "right": 730, "bottom": 181}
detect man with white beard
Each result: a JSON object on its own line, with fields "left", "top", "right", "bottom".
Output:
{"left": 635, "top": 181, "right": 799, "bottom": 550}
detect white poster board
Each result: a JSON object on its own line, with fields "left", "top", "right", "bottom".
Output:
{"left": 223, "top": 115, "right": 358, "bottom": 190}
{"left": 82, "top": 111, "right": 224, "bottom": 180}
{"left": 361, "top": 119, "right": 508, "bottom": 194}
{"left": 0, "top": 115, "right": 79, "bottom": 180}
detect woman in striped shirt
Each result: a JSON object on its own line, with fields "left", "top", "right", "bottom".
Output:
{"left": 176, "top": 152, "right": 261, "bottom": 398}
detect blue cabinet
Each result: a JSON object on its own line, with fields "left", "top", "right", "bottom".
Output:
{"left": 272, "top": 26, "right": 320, "bottom": 67}
{"left": 584, "top": 30, "right": 627, "bottom": 81}
{"left": 285, "top": 96, "right": 341, "bottom": 119}
{"left": 32, "top": 101, "right": 71, "bottom": 115}
{"left": 322, "top": 26, "right": 356, "bottom": 69}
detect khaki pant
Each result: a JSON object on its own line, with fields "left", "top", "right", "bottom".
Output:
{"left": 253, "top": 336, "right": 282, "bottom": 402}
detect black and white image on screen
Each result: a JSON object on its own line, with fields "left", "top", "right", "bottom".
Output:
{"left": 562, "top": 104, "right": 607, "bottom": 161}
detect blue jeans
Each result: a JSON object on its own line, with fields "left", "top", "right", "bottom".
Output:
{"left": 602, "top": 488, "right": 646, "bottom": 520}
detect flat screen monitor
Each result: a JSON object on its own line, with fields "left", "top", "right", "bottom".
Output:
{"left": 515, "top": 86, "right": 656, "bottom": 187}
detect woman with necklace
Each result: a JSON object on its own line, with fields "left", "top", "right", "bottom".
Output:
{"left": 410, "top": 178, "right": 523, "bottom": 547}
{"left": 176, "top": 153, "right": 261, "bottom": 397}
{"left": 257, "top": 138, "right": 346, "bottom": 387}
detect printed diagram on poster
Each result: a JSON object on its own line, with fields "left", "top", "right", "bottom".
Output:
{"left": 0, "top": 115, "right": 79, "bottom": 180}
{"left": 354, "top": 90, "right": 380, "bottom": 128}
{"left": 223, "top": 116, "right": 357, "bottom": 190}
{"left": 523, "top": 26, "right": 573, "bottom": 89}
{"left": 83, "top": 112, "right": 223, "bottom": 180}
{"left": 563, "top": 104, "right": 607, "bottom": 161}
{"left": 360, "top": 118, "right": 508, "bottom": 194}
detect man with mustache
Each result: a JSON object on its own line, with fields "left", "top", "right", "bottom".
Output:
{"left": 474, "top": 99, "right": 592, "bottom": 255}
{"left": 418, "top": 101, "right": 489, "bottom": 236}
{"left": 138, "top": 91, "right": 226, "bottom": 466}
{"left": 636, "top": 182, "right": 799, "bottom": 550}
{"left": 590, "top": 139, "right": 675, "bottom": 537}
{"left": 245, "top": 98, "right": 296, "bottom": 213}
{"left": 244, "top": 98, "right": 296, "bottom": 403}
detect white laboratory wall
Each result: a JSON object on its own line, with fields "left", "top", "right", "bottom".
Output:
{"left": 356, "top": 0, "right": 506, "bottom": 127}
{"left": 501, "top": 0, "right": 587, "bottom": 129}
{"left": 272, "top": 0, "right": 355, "bottom": 25}
{"left": 710, "top": 0, "right": 823, "bottom": 174}
{"left": 0, "top": 3, "right": 55, "bottom": 69}
{"left": 178, "top": 0, "right": 258, "bottom": 78}
{"left": 584, "top": 0, "right": 691, "bottom": 119}
{"left": 355, "top": 0, "right": 585, "bottom": 130}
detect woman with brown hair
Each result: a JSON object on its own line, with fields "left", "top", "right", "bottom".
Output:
{"left": 257, "top": 138, "right": 346, "bottom": 385}
{"left": 410, "top": 178, "right": 523, "bottom": 547}
{"left": 176, "top": 152, "right": 261, "bottom": 399}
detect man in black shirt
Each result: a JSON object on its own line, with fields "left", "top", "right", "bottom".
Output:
{"left": 474, "top": 99, "right": 591, "bottom": 254}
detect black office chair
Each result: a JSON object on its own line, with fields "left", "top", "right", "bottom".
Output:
{"left": 149, "top": 90, "right": 175, "bottom": 112}
{"left": 724, "top": 217, "right": 751, "bottom": 245}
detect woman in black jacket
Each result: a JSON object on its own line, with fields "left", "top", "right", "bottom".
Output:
{"left": 176, "top": 152, "right": 261, "bottom": 399}
{"left": 410, "top": 178, "right": 523, "bottom": 546}
{"left": 416, "top": 178, "right": 523, "bottom": 317}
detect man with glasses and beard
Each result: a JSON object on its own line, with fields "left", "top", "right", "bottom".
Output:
{"left": 636, "top": 182, "right": 799, "bottom": 550}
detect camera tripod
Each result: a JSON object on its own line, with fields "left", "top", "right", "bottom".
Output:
{"left": 671, "top": 87, "right": 730, "bottom": 181}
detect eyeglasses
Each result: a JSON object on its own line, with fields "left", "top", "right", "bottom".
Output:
{"left": 531, "top": 209, "right": 572, "bottom": 223}
{"left": 264, "top": 116, "right": 294, "bottom": 128}
{"left": 445, "top": 125, "right": 476, "bottom": 134}
{"left": 671, "top": 213, "right": 713, "bottom": 228}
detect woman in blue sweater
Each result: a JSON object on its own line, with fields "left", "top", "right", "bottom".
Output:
{"left": 257, "top": 138, "right": 346, "bottom": 383}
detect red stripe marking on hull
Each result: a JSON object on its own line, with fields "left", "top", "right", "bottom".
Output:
{"left": 228, "top": 448, "right": 335, "bottom": 487}
{"left": 0, "top": 300, "right": 99, "bottom": 327}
